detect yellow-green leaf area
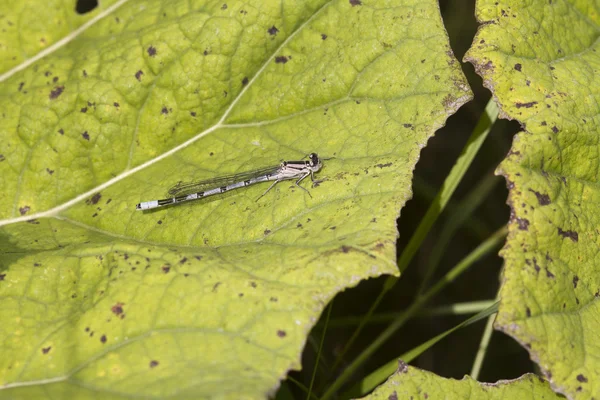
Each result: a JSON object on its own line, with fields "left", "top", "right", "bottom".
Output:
{"left": 0, "top": 0, "right": 471, "bottom": 398}
{"left": 0, "top": 0, "right": 122, "bottom": 74}
{"left": 359, "top": 362, "right": 562, "bottom": 400}
{"left": 465, "top": 1, "right": 600, "bottom": 398}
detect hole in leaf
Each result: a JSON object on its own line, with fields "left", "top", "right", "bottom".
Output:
{"left": 75, "top": 0, "right": 98, "bottom": 14}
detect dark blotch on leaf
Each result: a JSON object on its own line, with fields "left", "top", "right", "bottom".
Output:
{"left": 242, "top": 77, "right": 249, "bottom": 86}
{"left": 157, "top": 220, "right": 162, "bottom": 225}
{"left": 49, "top": 86, "right": 64, "bottom": 99}
{"left": 268, "top": 25, "right": 279, "bottom": 35}
{"left": 514, "top": 63, "right": 522, "bottom": 71}
{"left": 88, "top": 193, "right": 101, "bottom": 205}
{"left": 525, "top": 307, "right": 531, "bottom": 317}
{"left": 552, "top": 126, "right": 559, "bottom": 133}
{"left": 180, "top": 257, "right": 188, "bottom": 264}
{"left": 515, "top": 101, "right": 537, "bottom": 108}
{"left": 147, "top": 46, "right": 157, "bottom": 56}
{"left": 162, "top": 265, "right": 170, "bottom": 273}
{"left": 275, "top": 55, "right": 289, "bottom": 64}
{"left": 321, "top": 33, "right": 327, "bottom": 40}
{"left": 81, "top": 107, "right": 87, "bottom": 113}
{"left": 558, "top": 228, "right": 578, "bottom": 242}
{"left": 111, "top": 302, "right": 124, "bottom": 316}
{"left": 577, "top": 374, "right": 588, "bottom": 382}
{"left": 545, "top": 268, "right": 555, "bottom": 278}
{"left": 58, "top": 128, "right": 64, "bottom": 135}
{"left": 190, "top": 111, "right": 196, "bottom": 117}
{"left": 161, "top": 106, "right": 169, "bottom": 114}
{"left": 19, "top": 206, "right": 30, "bottom": 215}
{"left": 0, "top": 273, "right": 5, "bottom": 281}
{"left": 0, "top": 154, "right": 4, "bottom": 162}
{"left": 221, "top": 4, "right": 227, "bottom": 10}
{"left": 388, "top": 392, "right": 398, "bottom": 400}
{"left": 516, "top": 218, "right": 529, "bottom": 230}
{"left": 42, "top": 346, "right": 51, "bottom": 354}
{"left": 114, "top": 102, "right": 119, "bottom": 107}
{"left": 18, "top": 82, "right": 24, "bottom": 91}
{"left": 573, "top": 275, "right": 579, "bottom": 289}
{"left": 349, "top": 0, "right": 362, "bottom": 5}
{"left": 46, "top": 168, "right": 54, "bottom": 175}
{"left": 277, "top": 330, "right": 286, "bottom": 338}
{"left": 135, "top": 70, "right": 144, "bottom": 81}
{"left": 82, "top": 131, "right": 90, "bottom": 140}
{"left": 149, "top": 360, "right": 159, "bottom": 368}
{"left": 529, "top": 189, "right": 550, "bottom": 205}
{"left": 264, "top": 229, "right": 271, "bottom": 235}
{"left": 100, "top": 335, "right": 107, "bottom": 343}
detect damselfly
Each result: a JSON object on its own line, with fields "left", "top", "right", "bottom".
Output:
{"left": 136, "top": 153, "right": 323, "bottom": 210}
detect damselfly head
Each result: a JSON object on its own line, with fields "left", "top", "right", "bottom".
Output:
{"left": 309, "top": 153, "right": 322, "bottom": 170}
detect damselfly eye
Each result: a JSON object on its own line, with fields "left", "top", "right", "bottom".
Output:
{"left": 309, "top": 153, "right": 318, "bottom": 166}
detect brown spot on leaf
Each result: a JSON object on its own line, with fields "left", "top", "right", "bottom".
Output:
{"left": 0, "top": 274, "right": 6, "bottom": 281}
{"left": 87, "top": 193, "right": 101, "bottom": 205}
{"left": 42, "top": 346, "right": 51, "bottom": 354}
{"left": 111, "top": 302, "right": 124, "bottom": 316}
{"left": 264, "top": 229, "right": 271, "bottom": 235}
{"left": 551, "top": 126, "right": 559, "bottom": 133}
{"left": 49, "top": 86, "right": 64, "bottom": 99}
{"left": 349, "top": 0, "right": 362, "bottom": 5}
{"left": 135, "top": 70, "right": 144, "bottom": 81}
{"left": 528, "top": 189, "right": 550, "bottom": 205}
{"left": 268, "top": 25, "right": 279, "bottom": 35}
{"left": 100, "top": 335, "right": 107, "bottom": 343}
{"left": 515, "top": 101, "right": 537, "bottom": 108}
{"left": 277, "top": 330, "right": 286, "bottom": 337}
{"left": 242, "top": 77, "right": 249, "bottom": 86}
{"left": 577, "top": 374, "right": 588, "bottom": 382}
{"left": 82, "top": 131, "right": 90, "bottom": 140}
{"left": 161, "top": 106, "right": 169, "bottom": 114}
{"left": 162, "top": 265, "right": 170, "bottom": 273}
{"left": 46, "top": 168, "right": 54, "bottom": 175}
{"left": 149, "top": 360, "right": 159, "bottom": 368}
{"left": 558, "top": 228, "right": 578, "bottom": 242}
{"left": 516, "top": 218, "right": 529, "bottom": 230}
{"left": 514, "top": 63, "right": 522, "bottom": 71}
{"left": 275, "top": 55, "right": 289, "bottom": 64}
{"left": 19, "top": 206, "right": 30, "bottom": 215}
{"left": 179, "top": 257, "right": 188, "bottom": 264}
{"left": 321, "top": 33, "right": 327, "bottom": 40}
{"left": 573, "top": 275, "right": 579, "bottom": 288}
{"left": 147, "top": 46, "right": 157, "bottom": 56}
{"left": 388, "top": 392, "right": 398, "bottom": 400}
{"left": 545, "top": 268, "right": 555, "bottom": 278}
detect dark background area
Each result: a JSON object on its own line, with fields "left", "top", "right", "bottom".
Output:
{"left": 286, "top": 0, "right": 532, "bottom": 397}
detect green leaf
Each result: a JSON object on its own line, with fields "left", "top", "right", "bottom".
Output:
{"left": 0, "top": 0, "right": 122, "bottom": 74}
{"left": 0, "top": 0, "right": 471, "bottom": 398}
{"left": 465, "top": 1, "right": 600, "bottom": 398}
{"left": 357, "top": 362, "right": 562, "bottom": 400}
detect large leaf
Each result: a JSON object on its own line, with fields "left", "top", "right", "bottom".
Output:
{"left": 465, "top": 0, "right": 600, "bottom": 398}
{"left": 358, "top": 361, "right": 562, "bottom": 400}
{"left": 0, "top": 0, "right": 471, "bottom": 398}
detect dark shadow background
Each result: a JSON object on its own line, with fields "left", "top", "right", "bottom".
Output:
{"left": 284, "top": 0, "right": 532, "bottom": 397}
